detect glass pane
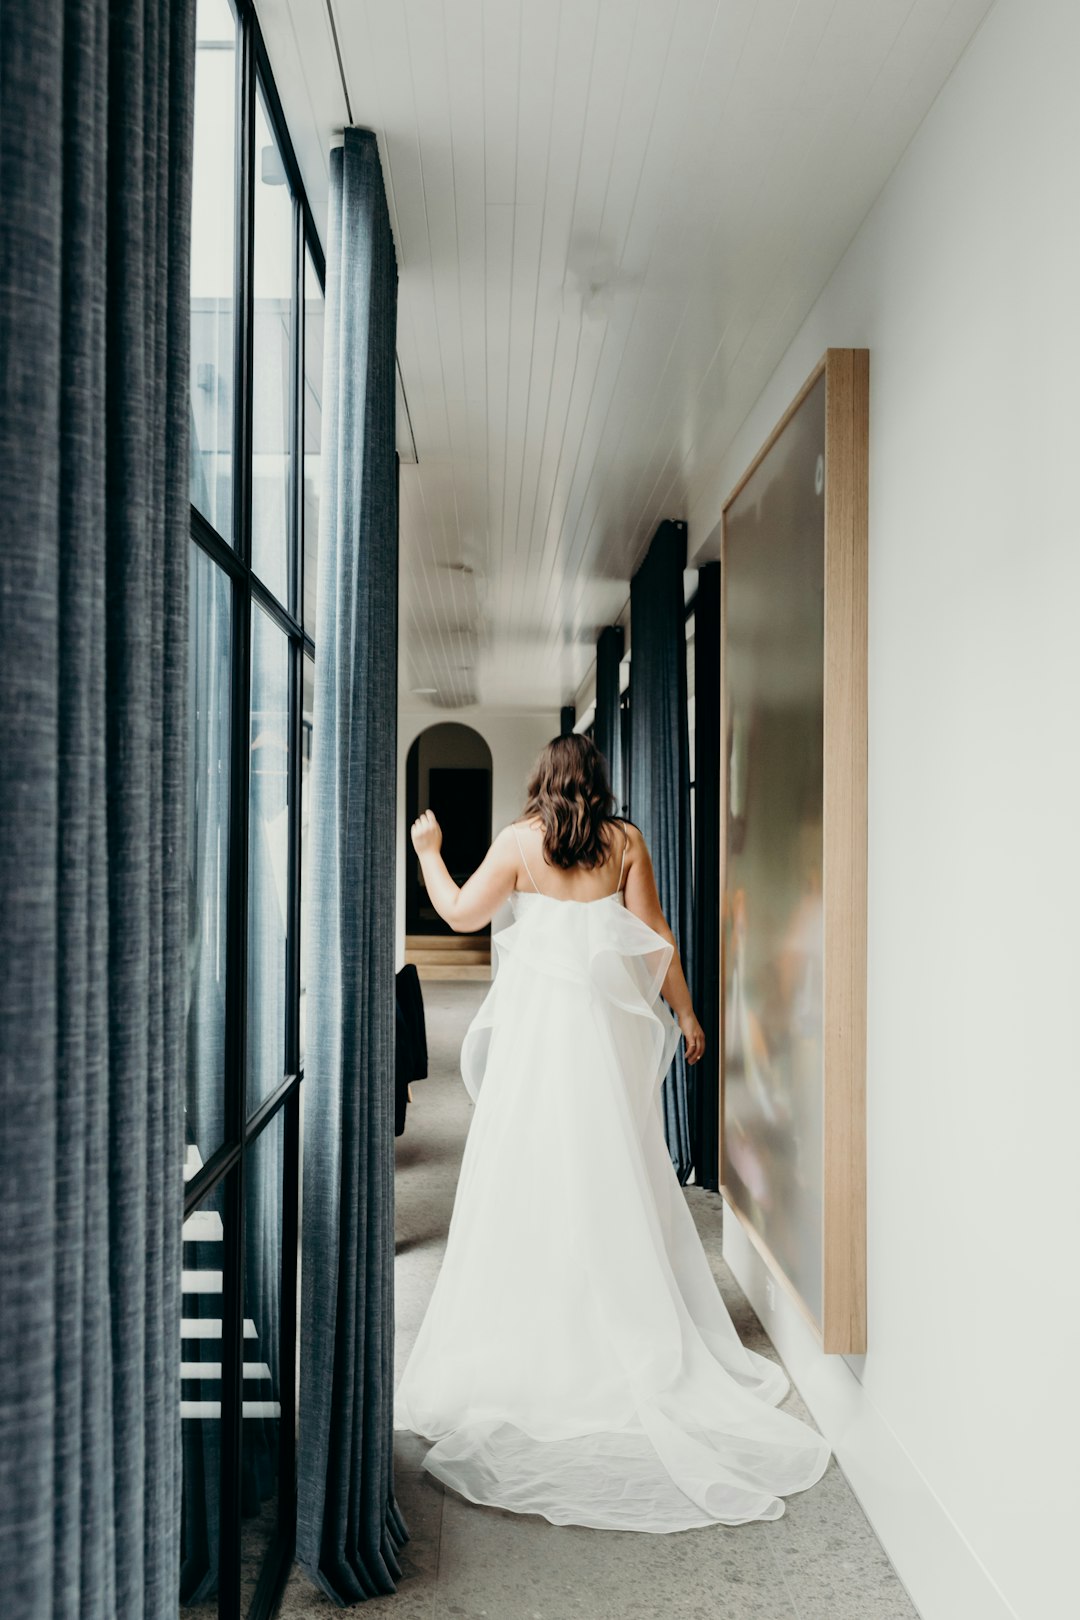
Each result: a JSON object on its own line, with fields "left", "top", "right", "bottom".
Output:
{"left": 180, "top": 1178, "right": 227, "bottom": 1614}
{"left": 302, "top": 251, "right": 324, "bottom": 632}
{"left": 190, "top": 0, "right": 237, "bottom": 540}
{"left": 247, "top": 606, "right": 290, "bottom": 1110}
{"left": 722, "top": 368, "right": 827, "bottom": 1328}
{"left": 251, "top": 82, "right": 295, "bottom": 607}
{"left": 186, "top": 543, "right": 231, "bottom": 1168}
{"left": 240, "top": 1112, "right": 284, "bottom": 1613}
{"left": 299, "top": 654, "right": 314, "bottom": 1065}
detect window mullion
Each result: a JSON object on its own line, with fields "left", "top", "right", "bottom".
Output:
{"left": 218, "top": 11, "right": 255, "bottom": 1618}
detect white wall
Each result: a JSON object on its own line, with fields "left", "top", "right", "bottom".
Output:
{"left": 395, "top": 709, "right": 560, "bottom": 966}
{"left": 688, "top": 3, "right": 1080, "bottom": 1618}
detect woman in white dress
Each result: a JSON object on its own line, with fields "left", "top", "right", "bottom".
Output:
{"left": 395, "top": 734, "right": 832, "bottom": 1532}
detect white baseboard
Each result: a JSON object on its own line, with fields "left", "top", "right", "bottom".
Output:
{"left": 721, "top": 1199, "right": 1017, "bottom": 1620}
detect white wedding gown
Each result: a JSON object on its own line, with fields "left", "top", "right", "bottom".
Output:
{"left": 394, "top": 840, "right": 832, "bottom": 1532}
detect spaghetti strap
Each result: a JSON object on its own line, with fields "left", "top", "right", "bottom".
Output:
{"left": 512, "top": 823, "right": 543, "bottom": 895}
{"left": 613, "top": 822, "right": 628, "bottom": 895}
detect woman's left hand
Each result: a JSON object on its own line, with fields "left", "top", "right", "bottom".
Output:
{"left": 411, "top": 808, "right": 442, "bottom": 856}
{"left": 678, "top": 1008, "right": 706, "bottom": 1065}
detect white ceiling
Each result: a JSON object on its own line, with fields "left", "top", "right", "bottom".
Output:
{"left": 258, "top": 0, "right": 995, "bottom": 713}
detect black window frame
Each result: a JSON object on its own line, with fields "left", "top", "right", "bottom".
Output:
{"left": 185, "top": 3, "right": 324, "bottom": 1617}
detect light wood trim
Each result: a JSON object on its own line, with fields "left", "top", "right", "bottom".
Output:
{"left": 822, "top": 347, "right": 869, "bottom": 1354}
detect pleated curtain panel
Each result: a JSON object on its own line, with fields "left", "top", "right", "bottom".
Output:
{"left": 295, "top": 129, "right": 408, "bottom": 1602}
{"left": 593, "top": 624, "right": 625, "bottom": 814}
{"left": 691, "top": 562, "right": 722, "bottom": 1191}
{"left": 629, "top": 521, "right": 696, "bottom": 1184}
{"left": 0, "top": 3, "right": 196, "bottom": 1618}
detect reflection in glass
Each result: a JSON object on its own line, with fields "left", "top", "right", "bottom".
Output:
{"left": 190, "top": 0, "right": 237, "bottom": 539}
{"left": 251, "top": 82, "right": 295, "bottom": 607}
{"left": 180, "top": 1178, "right": 227, "bottom": 1612}
{"left": 299, "top": 655, "right": 314, "bottom": 1065}
{"left": 248, "top": 607, "right": 291, "bottom": 1110}
{"left": 722, "top": 370, "right": 826, "bottom": 1326}
{"left": 186, "top": 544, "right": 231, "bottom": 1166}
{"left": 303, "top": 251, "right": 324, "bottom": 631}
{"left": 240, "top": 1113, "right": 284, "bottom": 1611}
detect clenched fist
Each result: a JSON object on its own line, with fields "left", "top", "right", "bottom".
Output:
{"left": 411, "top": 808, "right": 442, "bottom": 856}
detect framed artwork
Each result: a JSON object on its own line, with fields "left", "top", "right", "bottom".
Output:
{"left": 719, "top": 348, "right": 868, "bottom": 1354}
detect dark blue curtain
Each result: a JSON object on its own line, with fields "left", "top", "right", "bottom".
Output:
{"left": 0, "top": 2, "right": 195, "bottom": 1616}
{"left": 594, "top": 624, "right": 626, "bottom": 814}
{"left": 296, "top": 128, "right": 407, "bottom": 1602}
{"left": 629, "top": 521, "right": 695, "bottom": 1183}
{"left": 691, "top": 563, "right": 722, "bottom": 1191}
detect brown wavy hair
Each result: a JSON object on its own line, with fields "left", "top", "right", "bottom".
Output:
{"left": 520, "top": 734, "right": 621, "bottom": 870}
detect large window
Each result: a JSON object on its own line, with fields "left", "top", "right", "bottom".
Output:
{"left": 183, "top": 3, "right": 323, "bottom": 1616}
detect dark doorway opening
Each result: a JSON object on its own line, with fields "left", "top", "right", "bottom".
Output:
{"left": 405, "top": 724, "right": 493, "bottom": 937}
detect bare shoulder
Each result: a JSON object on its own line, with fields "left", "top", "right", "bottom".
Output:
{"left": 618, "top": 821, "right": 655, "bottom": 878}
{"left": 617, "top": 819, "right": 646, "bottom": 856}
{"left": 497, "top": 820, "right": 545, "bottom": 853}
{"left": 486, "top": 823, "right": 527, "bottom": 875}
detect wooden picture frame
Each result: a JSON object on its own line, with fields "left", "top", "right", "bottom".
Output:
{"left": 719, "top": 348, "right": 868, "bottom": 1355}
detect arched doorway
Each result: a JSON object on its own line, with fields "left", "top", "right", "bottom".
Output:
{"left": 405, "top": 723, "right": 493, "bottom": 937}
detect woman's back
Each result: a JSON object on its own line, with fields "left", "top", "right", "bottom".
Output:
{"left": 510, "top": 815, "right": 629, "bottom": 904}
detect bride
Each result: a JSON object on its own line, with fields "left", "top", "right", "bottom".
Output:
{"left": 395, "top": 733, "right": 832, "bottom": 1531}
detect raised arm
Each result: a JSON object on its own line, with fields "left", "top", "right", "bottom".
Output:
{"left": 621, "top": 824, "right": 705, "bottom": 1064}
{"left": 411, "top": 811, "right": 519, "bottom": 934}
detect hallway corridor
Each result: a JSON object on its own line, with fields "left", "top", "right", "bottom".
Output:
{"left": 279, "top": 985, "right": 918, "bottom": 1620}
{"left": 5, "top": 0, "right": 1079, "bottom": 1614}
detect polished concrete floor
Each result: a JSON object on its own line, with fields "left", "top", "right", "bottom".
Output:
{"left": 279, "top": 982, "right": 920, "bottom": 1620}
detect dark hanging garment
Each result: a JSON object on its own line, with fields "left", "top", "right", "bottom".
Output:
{"left": 295, "top": 129, "right": 408, "bottom": 1603}
{"left": 394, "top": 964, "right": 429, "bottom": 1136}
{"left": 691, "top": 562, "right": 722, "bottom": 1191}
{"left": 396, "top": 963, "right": 428, "bottom": 1082}
{"left": 0, "top": 2, "right": 196, "bottom": 1616}
{"left": 629, "top": 521, "right": 695, "bottom": 1184}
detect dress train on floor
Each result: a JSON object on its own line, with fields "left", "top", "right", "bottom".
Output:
{"left": 394, "top": 887, "right": 832, "bottom": 1531}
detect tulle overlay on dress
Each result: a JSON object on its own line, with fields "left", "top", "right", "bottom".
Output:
{"left": 393, "top": 889, "right": 832, "bottom": 1531}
